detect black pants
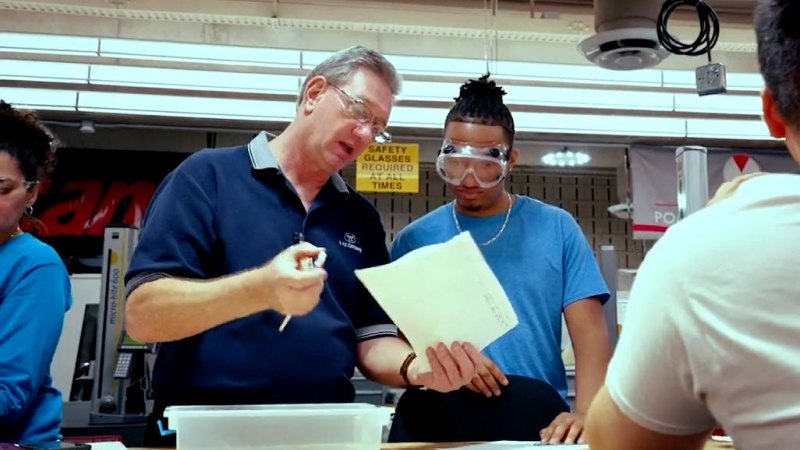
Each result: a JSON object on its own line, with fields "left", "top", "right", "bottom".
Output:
{"left": 143, "top": 399, "right": 176, "bottom": 448}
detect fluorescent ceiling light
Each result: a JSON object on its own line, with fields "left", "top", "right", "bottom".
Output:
{"left": 302, "top": 52, "right": 487, "bottom": 76}
{"left": 686, "top": 118, "right": 773, "bottom": 140}
{"left": 0, "top": 86, "right": 768, "bottom": 141}
{"left": 398, "top": 81, "right": 456, "bottom": 101}
{"left": 0, "top": 87, "right": 78, "bottom": 110}
{"left": 1, "top": 32, "right": 766, "bottom": 94}
{"left": 0, "top": 60, "right": 90, "bottom": 84}
{"left": 391, "top": 107, "right": 687, "bottom": 138}
{"left": 100, "top": 38, "right": 302, "bottom": 68}
{"left": 674, "top": 92, "right": 761, "bottom": 115}
{"left": 300, "top": 50, "right": 335, "bottom": 69}
{"left": 725, "top": 73, "right": 766, "bottom": 92}
{"left": 307, "top": 52, "right": 664, "bottom": 88}
{"left": 78, "top": 92, "right": 297, "bottom": 121}
{"left": 308, "top": 52, "right": 664, "bottom": 87}
{"left": 496, "top": 61, "right": 663, "bottom": 87}
{"left": 514, "top": 111, "right": 687, "bottom": 137}
{"left": 389, "top": 106, "right": 446, "bottom": 128}
{"left": 661, "top": 71, "right": 699, "bottom": 89}
{"left": 0, "top": 59, "right": 751, "bottom": 118}
{"left": 0, "top": 32, "right": 771, "bottom": 140}
{"left": 385, "top": 54, "right": 486, "bottom": 77}
{"left": 542, "top": 150, "right": 591, "bottom": 167}
{"left": 89, "top": 65, "right": 302, "bottom": 95}
{"left": 0, "top": 32, "right": 98, "bottom": 56}
{"left": 401, "top": 81, "right": 674, "bottom": 111}
{"left": 504, "top": 85, "right": 673, "bottom": 111}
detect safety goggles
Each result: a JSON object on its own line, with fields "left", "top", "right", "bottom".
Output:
{"left": 435, "top": 140, "right": 509, "bottom": 188}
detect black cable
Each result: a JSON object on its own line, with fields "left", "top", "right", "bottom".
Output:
{"left": 657, "top": 0, "right": 720, "bottom": 62}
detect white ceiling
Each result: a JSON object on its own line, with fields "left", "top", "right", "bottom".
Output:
{"left": 0, "top": 0, "right": 782, "bottom": 164}
{"left": 329, "top": 0, "right": 756, "bottom": 19}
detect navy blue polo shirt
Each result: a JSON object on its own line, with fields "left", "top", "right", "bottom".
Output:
{"left": 125, "top": 131, "right": 397, "bottom": 406}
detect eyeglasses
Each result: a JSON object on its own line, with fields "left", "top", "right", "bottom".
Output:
{"left": 0, "top": 177, "right": 38, "bottom": 196}
{"left": 436, "top": 140, "right": 510, "bottom": 188}
{"left": 331, "top": 85, "right": 392, "bottom": 144}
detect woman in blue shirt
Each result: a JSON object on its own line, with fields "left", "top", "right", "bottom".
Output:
{"left": 0, "top": 100, "right": 72, "bottom": 444}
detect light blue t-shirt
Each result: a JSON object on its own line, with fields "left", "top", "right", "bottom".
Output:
{"left": 0, "top": 233, "right": 72, "bottom": 444}
{"left": 391, "top": 195, "right": 609, "bottom": 401}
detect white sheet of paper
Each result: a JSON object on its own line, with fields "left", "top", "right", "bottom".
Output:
{"left": 82, "top": 442, "right": 128, "bottom": 450}
{"left": 355, "top": 231, "right": 518, "bottom": 372}
{"left": 444, "top": 441, "right": 588, "bottom": 449}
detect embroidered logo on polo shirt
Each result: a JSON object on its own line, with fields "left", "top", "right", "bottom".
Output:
{"left": 340, "top": 232, "right": 362, "bottom": 253}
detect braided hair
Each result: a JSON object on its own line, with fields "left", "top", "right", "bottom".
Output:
{"left": 444, "top": 74, "right": 515, "bottom": 148}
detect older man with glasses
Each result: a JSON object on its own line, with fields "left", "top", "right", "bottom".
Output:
{"left": 124, "top": 46, "right": 483, "bottom": 447}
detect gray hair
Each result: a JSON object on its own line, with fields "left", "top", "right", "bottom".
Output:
{"left": 297, "top": 46, "right": 402, "bottom": 105}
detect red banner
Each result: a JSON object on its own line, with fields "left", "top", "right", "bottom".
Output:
{"left": 26, "top": 148, "right": 189, "bottom": 272}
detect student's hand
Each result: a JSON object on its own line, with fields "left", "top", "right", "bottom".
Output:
{"left": 540, "top": 412, "right": 586, "bottom": 445}
{"left": 261, "top": 242, "right": 327, "bottom": 316}
{"left": 407, "top": 342, "right": 482, "bottom": 393}
{"left": 464, "top": 353, "right": 509, "bottom": 397}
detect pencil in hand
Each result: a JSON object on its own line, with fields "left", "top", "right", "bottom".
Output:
{"left": 279, "top": 250, "right": 326, "bottom": 332}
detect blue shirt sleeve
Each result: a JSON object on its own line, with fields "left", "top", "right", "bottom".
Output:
{"left": 561, "top": 213, "right": 610, "bottom": 308}
{"left": 0, "top": 262, "right": 71, "bottom": 424}
{"left": 125, "top": 159, "right": 217, "bottom": 290}
{"left": 389, "top": 229, "right": 411, "bottom": 262}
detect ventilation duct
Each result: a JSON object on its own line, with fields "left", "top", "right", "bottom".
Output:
{"left": 578, "top": 0, "right": 670, "bottom": 71}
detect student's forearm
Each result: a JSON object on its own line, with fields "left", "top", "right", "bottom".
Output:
{"left": 572, "top": 316, "right": 611, "bottom": 413}
{"left": 566, "top": 299, "right": 611, "bottom": 414}
{"left": 125, "top": 270, "right": 270, "bottom": 343}
{"left": 574, "top": 346, "right": 609, "bottom": 414}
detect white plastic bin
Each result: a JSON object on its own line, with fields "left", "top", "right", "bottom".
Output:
{"left": 164, "top": 403, "right": 392, "bottom": 450}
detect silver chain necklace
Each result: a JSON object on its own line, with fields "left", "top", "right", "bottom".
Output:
{"left": 452, "top": 192, "right": 514, "bottom": 247}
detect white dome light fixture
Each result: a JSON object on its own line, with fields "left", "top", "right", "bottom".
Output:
{"left": 578, "top": 0, "right": 669, "bottom": 71}
{"left": 541, "top": 149, "right": 591, "bottom": 167}
{"left": 578, "top": 27, "right": 669, "bottom": 71}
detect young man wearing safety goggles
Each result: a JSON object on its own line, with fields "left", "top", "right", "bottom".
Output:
{"left": 391, "top": 75, "right": 611, "bottom": 445}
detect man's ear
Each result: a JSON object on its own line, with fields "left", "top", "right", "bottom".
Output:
{"left": 763, "top": 89, "right": 787, "bottom": 139}
{"left": 302, "top": 76, "right": 328, "bottom": 112}
{"left": 507, "top": 147, "right": 520, "bottom": 170}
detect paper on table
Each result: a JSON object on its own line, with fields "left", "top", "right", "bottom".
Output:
{"left": 81, "top": 442, "right": 128, "bottom": 450}
{"left": 354, "top": 231, "right": 518, "bottom": 372}
{"left": 444, "top": 441, "right": 588, "bottom": 449}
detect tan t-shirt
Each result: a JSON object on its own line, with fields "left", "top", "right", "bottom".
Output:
{"left": 606, "top": 173, "right": 800, "bottom": 450}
